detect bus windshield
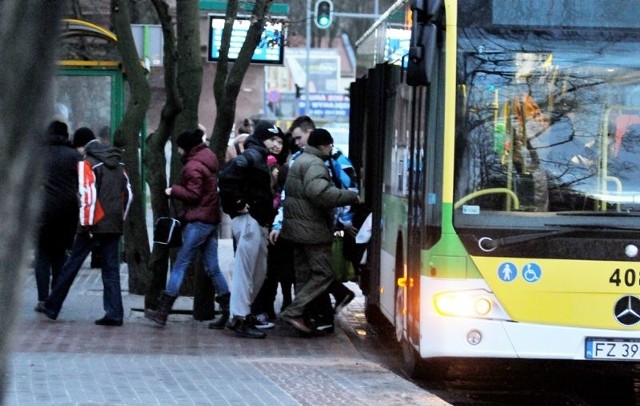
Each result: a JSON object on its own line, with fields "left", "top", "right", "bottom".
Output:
{"left": 454, "top": 12, "right": 640, "bottom": 219}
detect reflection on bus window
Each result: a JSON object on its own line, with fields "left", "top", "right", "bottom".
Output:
{"left": 454, "top": 31, "right": 640, "bottom": 214}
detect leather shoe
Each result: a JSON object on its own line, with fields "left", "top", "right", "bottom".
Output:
{"left": 281, "top": 315, "right": 312, "bottom": 333}
{"left": 34, "top": 301, "right": 45, "bottom": 313}
{"left": 95, "top": 317, "right": 123, "bottom": 327}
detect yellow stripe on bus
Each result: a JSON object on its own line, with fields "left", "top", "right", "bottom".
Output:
{"left": 472, "top": 256, "right": 640, "bottom": 330}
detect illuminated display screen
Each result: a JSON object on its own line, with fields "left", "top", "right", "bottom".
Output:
{"left": 207, "top": 15, "right": 284, "bottom": 65}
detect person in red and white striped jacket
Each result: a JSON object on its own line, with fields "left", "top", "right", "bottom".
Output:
{"left": 39, "top": 127, "right": 133, "bottom": 327}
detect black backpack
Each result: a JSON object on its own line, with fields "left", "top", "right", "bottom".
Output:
{"left": 218, "top": 155, "right": 248, "bottom": 216}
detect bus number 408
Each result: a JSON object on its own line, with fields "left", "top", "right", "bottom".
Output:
{"left": 609, "top": 268, "right": 639, "bottom": 287}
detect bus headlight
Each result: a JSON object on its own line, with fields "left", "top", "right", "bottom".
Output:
{"left": 433, "top": 290, "right": 510, "bottom": 320}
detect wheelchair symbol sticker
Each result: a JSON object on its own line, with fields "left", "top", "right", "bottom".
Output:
{"left": 522, "top": 263, "right": 542, "bottom": 283}
{"left": 497, "top": 262, "right": 518, "bottom": 282}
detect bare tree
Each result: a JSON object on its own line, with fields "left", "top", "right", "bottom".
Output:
{"left": 210, "top": 0, "right": 274, "bottom": 163}
{"left": 0, "top": 0, "right": 64, "bottom": 400}
{"left": 144, "top": 0, "right": 182, "bottom": 309}
{"left": 111, "top": 0, "right": 152, "bottom": 295}
{"left": 172, "top": 0, "right": 218, "bottom": 319}
{"left": 143, "top": 0, "right": 216, "bottom": 319}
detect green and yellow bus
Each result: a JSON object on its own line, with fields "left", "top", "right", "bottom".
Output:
{"left": 350, "top": 0, "right": 640, "bottom": 374}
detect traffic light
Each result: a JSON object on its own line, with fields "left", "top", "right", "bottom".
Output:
{"left": 314, "top": 0, "right": 333, "bottom": 29}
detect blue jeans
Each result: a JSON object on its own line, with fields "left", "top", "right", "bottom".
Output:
{"left": 166, "top": 221, "right": 229, "bottom": 297}
{"left": 44, "top": 232, "right": 123, "bottom": 321}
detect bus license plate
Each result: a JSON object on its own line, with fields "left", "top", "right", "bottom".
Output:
{"left": 585, "top": 337, "right": 640, "bottom": 360}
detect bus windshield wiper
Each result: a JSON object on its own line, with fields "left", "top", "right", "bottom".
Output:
{"left": 551, "top": 223, "right": 638, "bottom": 231}
{"left": 478, "top": 230, "right": 571, "bottom": 252}
{"left": 557, "top": 211, "right": 640, "bottom": 217}
{"left": 477, "top": 224, "right": 636, "bottom": 252}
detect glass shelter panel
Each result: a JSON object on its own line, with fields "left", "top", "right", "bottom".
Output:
{"left": 52, "top": 74, "right": 114, "bottom": 137}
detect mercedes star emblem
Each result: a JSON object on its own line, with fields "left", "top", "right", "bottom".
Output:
{"left": 614, "top": 296, "right": 640, "bottom": 326}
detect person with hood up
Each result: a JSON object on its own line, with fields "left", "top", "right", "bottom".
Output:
{"left": 33, "top": 120, "right": 82, "bottom": 310}
{"left": 40, "top": 127, "right": 133, "bottom": 326}
{"left": 145, "top": 128, "right": 231, "bottom": 328}
{"left": 279, "top": 129, "right": 359, "bottom": 334}
{"left": 220, "top": 121, "right": 283, "bottom": 338}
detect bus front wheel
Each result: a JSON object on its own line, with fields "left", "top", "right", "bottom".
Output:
{"left": 401, "top": 334, "right": 422, "bottom": 378}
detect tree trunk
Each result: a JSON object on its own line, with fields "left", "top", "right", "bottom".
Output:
{"left": 144, "top": 0, "right": 214, "bottom": 319}
{"left": 0, "top": 0, "right": 63, "bottom": 399}
{"left": 111, "top": 0, "right": 152, "bottom": 295}
{"left": 144, "top": 0, "right": 182, "bottom": 309}
{"left": 173, "top": 0, "right": 216, "bottom": 320}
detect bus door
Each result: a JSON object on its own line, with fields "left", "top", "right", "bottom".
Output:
{"left": 406, "top": 82, "right": 426, "bottom": 346}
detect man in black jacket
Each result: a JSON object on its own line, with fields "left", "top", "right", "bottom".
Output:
{"left": 33, "top": 120, "right": 81, "bottom": 310}
{"left": 220, "top": 121, "right": 282, "bottom": 338}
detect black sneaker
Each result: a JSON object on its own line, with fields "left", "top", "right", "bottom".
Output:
{"left": 315, "top": 322, "right": 335, "bottom": 334}
{"left": 95, "top": 317, "right": 123, "bottom": 327}
{"left": 305, "top": 312, "right": 334, "bottom": 334}
{"left": 252, "top": 313, "right": 275, "bottom": 329}
{"left": 335, "top": 291, "right": 355, "bottom": 314}
{"left": 226, "top": 316, "right": 266, "bottom": 339}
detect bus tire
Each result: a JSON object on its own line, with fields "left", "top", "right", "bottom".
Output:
{"left": 401, "top": 336, "right": 422, "bottom": 378}
{"left": 364, "top": 297, "right": 388, "bottom": 327}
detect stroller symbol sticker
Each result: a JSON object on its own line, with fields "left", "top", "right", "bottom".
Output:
{"left": 522, "top": 263, "right": 542, "bottom": 283}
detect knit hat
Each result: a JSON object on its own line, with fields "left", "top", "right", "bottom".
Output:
{"left": 253, "top": 121, "right": 283, "bottom": 143}
{"left": 73, "top": 127, "right": 96, "bottom": 148}
{"left": 177, "top": 128, "right": 204, "bottom": 153}
{"left": 47, "top": 120, "right": 69, "bottom": 138}
{"left": 267, "top": 155, "right": 278, "bottom": 166}
{"left": 307, "top": 128, "right": 333, "bottom": 147}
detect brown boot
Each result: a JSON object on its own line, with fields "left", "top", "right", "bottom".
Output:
{"left": 144, "top": 290, "right": 177, "bottom": 327}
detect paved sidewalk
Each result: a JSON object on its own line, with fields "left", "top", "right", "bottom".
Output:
{"left": 6, "top": 239, "right": 448, "bottom": 405}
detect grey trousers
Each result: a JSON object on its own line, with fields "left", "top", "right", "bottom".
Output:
{"left": 229, "top": 213, "right": 268, "bottom": 318}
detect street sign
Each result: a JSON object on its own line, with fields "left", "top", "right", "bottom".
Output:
{"left": 200, "top": 1, "right": 289, "bottom": 15}
{"left": 298, "top": 93, "right": 350, "bottom": 119}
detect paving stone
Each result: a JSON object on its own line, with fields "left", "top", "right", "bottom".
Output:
{"left": 6, "top": 239, "right": 448, "bottom": 405}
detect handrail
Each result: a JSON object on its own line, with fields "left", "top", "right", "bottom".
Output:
{"left": 355, "top": 0, "right": 409, "bottom": 47}
{"left": 454, "top": 188, "right": 520, "bottom": 210}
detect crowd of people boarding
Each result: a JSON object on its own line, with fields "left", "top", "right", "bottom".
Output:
{"left": 34, "top": 115, "right": 369, "bottom": 339}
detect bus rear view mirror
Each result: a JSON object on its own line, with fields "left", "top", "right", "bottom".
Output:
{"left": 407, "top": 23, "right": 437, "bottom": 87}
{"left": 411, "top": 0, "right": 444, "bottom": 23}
